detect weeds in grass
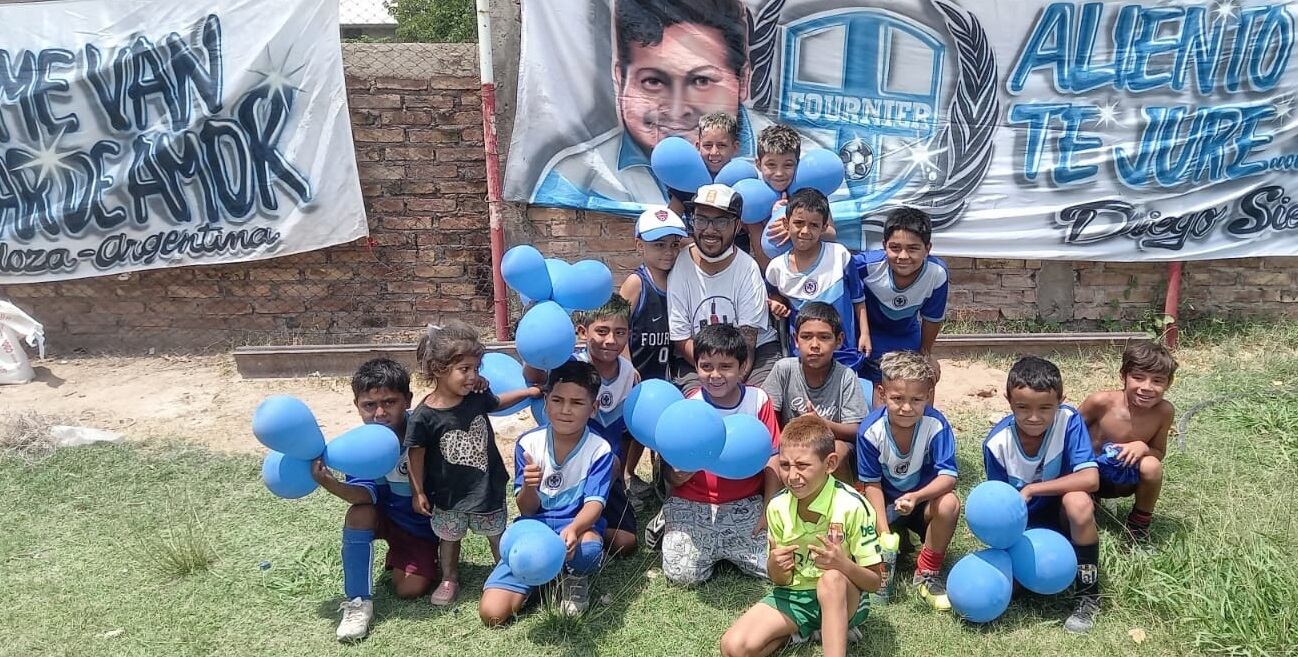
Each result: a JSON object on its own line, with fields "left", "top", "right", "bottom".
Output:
{"left": 136, "top": 491, "right": 217, "bottom": 581}
{"left": 0, "top": 411, "right": 60, "bottom": 462}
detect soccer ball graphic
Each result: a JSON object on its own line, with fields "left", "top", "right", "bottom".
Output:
{"left": 839, "top": 138, "right": 874, "bottom": 181}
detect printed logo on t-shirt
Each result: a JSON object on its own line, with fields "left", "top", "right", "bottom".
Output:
{"left": 544, "top": 471, "right": 564, "bottom": 492}
{"left": 692, "top": 295, "right": 736, "bottom": 332}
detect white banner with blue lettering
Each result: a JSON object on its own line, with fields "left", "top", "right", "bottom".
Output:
{"left": 505, "top": 0, "right": 1298, "bottom": 261}
{"left": 0, "top": 0, "right": 367, "bottom": 283}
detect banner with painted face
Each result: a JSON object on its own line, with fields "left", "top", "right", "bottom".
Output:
{"left": 0, "top": 0, "right": 367, "bottom": 283}
{"left": 505, "top": 0, "right": 1298, "bottom": 261}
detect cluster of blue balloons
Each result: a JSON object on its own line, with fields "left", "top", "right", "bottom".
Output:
{"left": 254, "top": 396, "right": 401, "bottom": 499}
{"left": 649, "top": 136, "right": 847, "bottom": 226}
{"left": 501, "top": 245, "right": 613, "bottom": 371}
{"left": 947, "top": 481, "right": 1079, "bottom": 623}
{"left": 624, "top": 380, "right": 772, "bottom": 479}
{"left": 499, "top": 519, "right": 567, "bottom": 586}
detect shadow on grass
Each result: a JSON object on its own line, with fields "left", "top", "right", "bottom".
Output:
{"left": 314, "top": 561, "right": 498, "bottom": 625}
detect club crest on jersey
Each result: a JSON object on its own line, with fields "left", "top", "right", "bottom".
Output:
{"left": 893, "top": 461, "right": 910, "bottom": 476}
{"left": 544, "top": 471, "right": 564, "bottom": 490}
{"left": 599, "top": 391, "right": 614, "bottom": 409}
{"left": 802, "top": 279, "right": 819, "bottom": 295}
{"left": 892, "top": 294, "right": 907, "bottom": 308}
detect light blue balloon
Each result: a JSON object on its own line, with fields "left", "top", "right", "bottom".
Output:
{"left": 712, "top": 414, "right": 773, "bottom": 479}
{"left": 252, "top": 395, "right": 326, "bottom": 460}
{"left": 529, "top": 396, "right": 548, "bottom": 427}
{"left": 553, "top": 259, "right": 613, "bottom": 311}
{"left": 715, "top": 159, "right": 758, "bottom": 186}
{"left": 655, "top": 399, "right": 726, "bottom": 472}
{"left": 323, "top": 424, "right": 401, "bottom": 480}
{"left": 650, "top": 136, "right": 711, "bottom": 193}
{"left": 760, "top": 207, "right": 793, "bottom": 260}
{"left": 791, "top": 148, "right": 846, "bottom": 196}
{"left": 624, "top": 379, "right": 684, "bottom": 449}
{"left": 1009, "top": 528, "right": 1078, "bottom": 595}
{"left": 500, "top": 518, "right": 550, "bottom": 557}
{"left": 507, "top": 526, "right": 567, "bottom": 586}
{"left": 543, "top": 258, "right": 572, "bottom": 293}
{"left": 966, "top": 480, "right": 1028, "bottom": 549}
{"left": 515, "top": 301, "right": 576, "bottom": 370}
{"left": 733, "top": 177, "right": 779, "bottom": 224}
{"left": 481, "top": 352, "right": 529, "bottom": 417}
{"left": 261, "top": 451, "right": 318, "bottom": 499}
{"left": 501, "top": 245, "right": 553, "bottom": 302}
{"left": 948, "top": 549, "right": 1014, "bottom": 623}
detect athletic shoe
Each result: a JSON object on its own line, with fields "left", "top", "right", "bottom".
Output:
{"left": 429, "top": 580, "right": 459, "bottom": 606}
{"left": 644, "top": 509, "right": 666, "bottom": 552}
{"left": 913, "top": 570, "right": 952, "bottom": 611}
{"left": 335, "top": 597, "right": 373, "bottom": 642}
{"left": 1064, "top": 594, "right": 1101, "bottom": 633}
{"left": 558, "top": 574, "right": 590, "bottom": 616}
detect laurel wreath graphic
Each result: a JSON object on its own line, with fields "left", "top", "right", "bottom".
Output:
{"left": 914, "top": 0, "right": 1001, "bottom": 230}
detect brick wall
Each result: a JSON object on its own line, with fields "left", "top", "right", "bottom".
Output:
{"left": 1, "top": 44, "right": 495, "bottom": 351}
{"left": 515, "top": 206, "right": 1298, "bottom": 327}
{"left": 4, "top": 40, "right": 1297, "bottom": 354}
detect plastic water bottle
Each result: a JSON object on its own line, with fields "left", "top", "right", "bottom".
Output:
{"left": 873, "top": 532, "right": 901, "bottom": 605}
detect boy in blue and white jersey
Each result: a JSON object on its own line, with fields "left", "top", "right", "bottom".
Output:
{"left": 765, "top": 188, "right": 870, "bottom": 374}
{"left": 525, "top": 296, "right": 640, "bottom": 555}
{"left": 480, "top": 361, "right": 613, "bottom": 625}
{"left": 852, "top": 207, "right": 948, "bottom": 384}
{"left": 311, "top": 359, "right": 439, "bottom": 642}
{"left": 983, "top": 356, "right": 1101, "bottom": 634}
{"left": 855, "top": 352, "right": 959, "bottom": 611}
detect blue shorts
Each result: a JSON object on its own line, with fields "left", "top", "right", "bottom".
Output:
{"left": 485, "top": 516, "right": 607, "bottom": 594}
{"left": 1027, "top": 498, "right": 1065, "bottom": 533}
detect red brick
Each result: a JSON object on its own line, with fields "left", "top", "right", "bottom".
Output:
{"left": 167, "top": 283, "right": 222, "bottom": 298}
{"left": 429, "top": 76, "right": 478, "bottom": 90}
{"left": 407, "top": 128, "right": 460, "bottom": 143}
{"left": 352, "top": 127, "right": 405, "bottom": 143}
{"left": 437, "top": 216, "right": 484, "bottom": 230}
{"left": 407, "top": 198, "right": 457, "bottom": 213}
{"left": 383, "top": 146, "right": 437, "bottom": 161}
{"left": 407, "top": 164, "right": 459, "bottom": 180}
{"left": 436, "top": 147, "right": 483, "bottom": 162}
{"left": 349, "top": 94, "right": 402, "bottom": 109}
{"left": 375, "top": 77, "right": 429, "bottom": 91}
{"left": 380, "top": 110, "right": 433, "bottom": 126}
{"left": 975, "top": 259, "right": 1026, "bottom": 269}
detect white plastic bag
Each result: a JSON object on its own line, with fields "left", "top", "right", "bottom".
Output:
{"left": 0, "top": 301, "right": 45, "bottom": 385}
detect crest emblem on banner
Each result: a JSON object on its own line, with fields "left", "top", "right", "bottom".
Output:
{"left": 772, "top": 0, "right": 1000, "bottom": 231}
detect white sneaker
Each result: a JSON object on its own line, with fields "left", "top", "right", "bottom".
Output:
{"left": 558, "top": 575, "right": 590, "bottom": 616}
{"left": 336, "top": 597, "right": 373, "bottom": 642}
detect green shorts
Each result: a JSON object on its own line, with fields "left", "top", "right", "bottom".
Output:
{"left": 760, "top": 586, "right": 870, "bottom": 637}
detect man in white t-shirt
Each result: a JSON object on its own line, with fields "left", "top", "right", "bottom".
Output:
{"left": 667, "top": 183, "right": 782, "bottom": 393}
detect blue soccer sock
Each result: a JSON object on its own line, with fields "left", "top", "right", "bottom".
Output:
{"left": 568, "top": 540, "right": 604, "bottom": 576}
{"left": 342, "top": 527, "right": 375, "bottom": 599}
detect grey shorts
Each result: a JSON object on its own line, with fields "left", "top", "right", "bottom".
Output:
{"left": 674, "top": 341, "right": 784, "bottom": 393}
{"left": 660, "top": 494, "right": 769, "bottom": 585}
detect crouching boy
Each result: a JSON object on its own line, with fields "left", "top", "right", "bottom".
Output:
{"left": 720, "top": 416, "right": 883, "bottom": 657}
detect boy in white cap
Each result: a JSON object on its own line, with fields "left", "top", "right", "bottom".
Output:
{"left": 618, "top": 206, "right": 689, "bottom": 497}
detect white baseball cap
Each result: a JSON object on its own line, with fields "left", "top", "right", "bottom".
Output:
{"left": 635, "top": 206, "right": 688, "bottom": 242}
{"left": 686, "top": 183, "right": 744, "bottom": 216}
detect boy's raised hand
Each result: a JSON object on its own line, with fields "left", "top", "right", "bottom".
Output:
{"left": 521, "top": 453, "right": 543, "bottom": 490}
{"left": 769, "top": 537, "right": 798, "bottom": 574}
{"left": 808, "top": 535, "right": 852, "bottom": 573}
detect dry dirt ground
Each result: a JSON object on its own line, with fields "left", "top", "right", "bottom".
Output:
{"left": 0, "top": 355, "right": 1007, "bottom": 452}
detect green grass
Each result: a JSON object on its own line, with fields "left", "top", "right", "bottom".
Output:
{"left": 2, "top": 324, "right": 1297, "bottom": 657}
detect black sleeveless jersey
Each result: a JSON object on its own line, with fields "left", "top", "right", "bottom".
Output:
{"left": 628, "top": 266, "right": 678, "bottom": 381}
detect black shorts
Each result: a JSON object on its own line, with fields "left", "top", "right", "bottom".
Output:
{"left": 602, "top": 478, "right": 637, "bottom": 534}
{"left": 888, "top": 500, "right": 931, "bottom": 541}
{"left": 1026, "top": 498, "right": 1066, "bottom": 533}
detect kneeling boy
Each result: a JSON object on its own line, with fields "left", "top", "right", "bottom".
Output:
{"left": 984, "top": 356, "right": 1101, "bottom": 633}
{"left": 1080, "top": 340, "right": 1176, "bottom": 541}
{"left": 856, "top": 351, "right": 960, "bottom": 610}
{"left": 479, "top": 361, "right": 612, "bottom": 624}
{"left": 720, "top": 415, "right": 883, "bottom": 657}
{"left": 312, "top": 358, "right": 439, "bottom": 642}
